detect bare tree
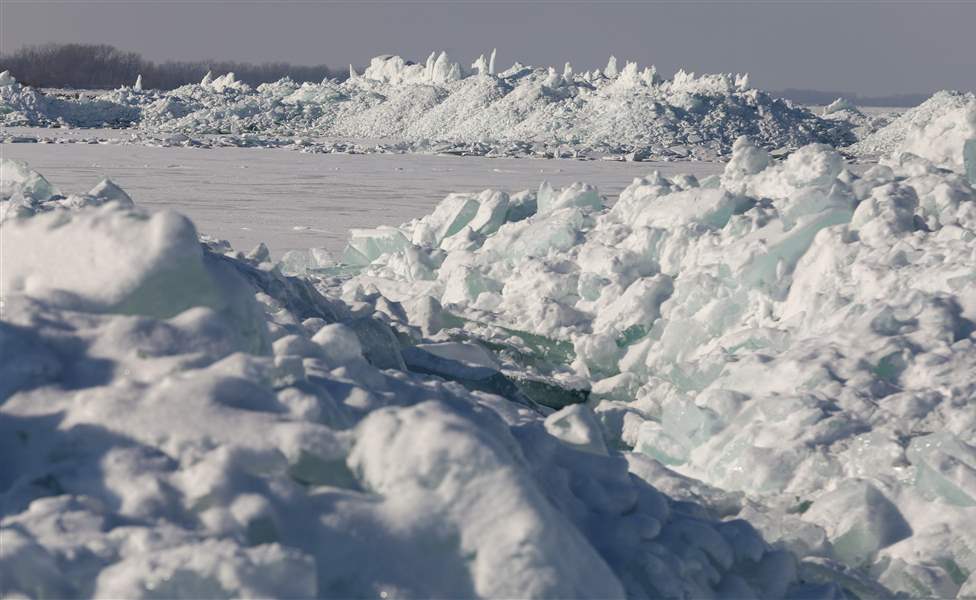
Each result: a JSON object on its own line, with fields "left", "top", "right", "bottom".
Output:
{"left": 0, "top": 43, "right": 345, "bottom": 90}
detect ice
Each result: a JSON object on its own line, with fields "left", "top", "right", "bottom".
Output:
{"left": 278, "top": 247, "right": 336, "bottom": 276}
{"left": 2, "top": 51, "right": 853, "bottom": 159}
{"left": 898, "top": 102, "right": 976, "bottom": 173}
{"left": 967, "top": 138, "right": 976, "bottom": 184}
{"left": 343, "top": 226, "right": 411, "bottom": 265}
{"left": 803, "top": 481, "right": 911, "bottom": 567}
{"left": 906, "top": 433, "right": 976, "bottom": 507}
{"left": 2, "top": 165, "right": 834, "bottom": 598}
{"left": 134, "top": 74, "right": 143, "bottom": 92}
{"left": 1, "top": 158, "right": 60, "bottom": 204}
{"left": 318, "top": 138, "right": 976, "bottom": 597}
{"left": 0, "top": 70, "right": 16, "bottom": 87}
{"left": 851, "top": 90, "right": 976, "bottom": 161}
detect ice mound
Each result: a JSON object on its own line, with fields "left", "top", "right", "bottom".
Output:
{"left": 0, "top": 76, "right": 141, "bottom": 127}
{"left": 328, "top": 138, "right": 976, "bottom": 597}
{"left": 851, "top": 90, "right": 976, "bottom": 162}
{"left": 0, "top": 165, "right": 837, "bottom": 598}
{"left": 897, "top": 102, "right": 976, "bottom": 173}
{"left": 2, "top": 52, "right": 852, "bottom": 158}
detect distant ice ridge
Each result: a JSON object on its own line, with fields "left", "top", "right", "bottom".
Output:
{"left": 0, "top": 71, "right": 141, "bottom": 128}
{"left": 0, "top": 159, "right": 844, "bottom": 598}
{"left": 328, "top": 138, "right": 976, "bottom": 598}
{"left": 0, "top": 52, "right": 853, "bottom": 158}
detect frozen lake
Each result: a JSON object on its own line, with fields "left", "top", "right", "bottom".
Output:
{"left": 2, "top": 136, "right": 724, "bottom": 256}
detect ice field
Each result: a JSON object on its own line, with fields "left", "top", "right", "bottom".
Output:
{"left": 2, "top": 60, "right": 976, "bottom": 599}
{"left": 2, "top": 129, "right": 723, "bottom": 255}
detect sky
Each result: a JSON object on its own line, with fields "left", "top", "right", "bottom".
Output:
{"left": 2, "top": 0, "right": 974, "bottom": 97}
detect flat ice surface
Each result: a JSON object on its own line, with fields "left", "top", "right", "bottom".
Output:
{"left": 1, "top": 134, "right": 723, "bottom": 256}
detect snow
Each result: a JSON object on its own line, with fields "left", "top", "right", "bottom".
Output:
{"left": 0, "top": 162, "right": 843, "bottom": 599}
{"left": 3, "top": 133, "right": 723, "bottom": 254}
{"left": 2, "top": 51, "right": 852, "bottom": 160}
{"left": 3, "top": 48, "right": 976, "bottom": 600}
{"left": 318, "top": 138, "right": 976, "bottom": 598}
{"left": 850, "top": 90, "right": 976, "bottom": 160}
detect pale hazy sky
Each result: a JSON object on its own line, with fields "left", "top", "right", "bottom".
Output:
{"left": 2, "top": 0, "right": 974, "bottom": 96}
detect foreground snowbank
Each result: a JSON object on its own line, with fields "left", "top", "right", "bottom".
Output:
{"left": 0, "top": 160, "right": 839, "bottom": 598}
{"left": 329, "top": 139, "right": 976, "bottom": 598}
{"left": 0, "top": 52, "right": 852, "bottom": 159}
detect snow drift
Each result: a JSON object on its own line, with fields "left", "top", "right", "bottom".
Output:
{"left": 0, "top": 160, "right": 842, "bottom": 598}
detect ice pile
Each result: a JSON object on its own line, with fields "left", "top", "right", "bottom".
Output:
{"left": 0, "top": 72, "right": 141, "bottom": 128}
{"left": 850, "top": 90, "right": 976, "bottom": 161}
{"left": 817, "top": 97, "right": 897, "bottom": 143}
{"left": 1, "top": 53, "right": 852, "bottom": 158}
{"left": 331, "top": 138, "right": 976, "bottom": 597}
{"left": 0, "top": 161, "right": 845, "bottom": 598}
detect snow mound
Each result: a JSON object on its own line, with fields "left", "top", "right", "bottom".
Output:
{"left": 897, "top": 102, "right": 976, "bottom": 173}
{"left": 850, "top": 90, "right": 976, "bottom": 160}
{"left": 329, "top": 138, "right": 976, "bottom": 598}
{"left": 0, "top": 165, "right": 835, "bottom": 598}
{"left": 2, "top": 52, "right": 852, "bottom": 158}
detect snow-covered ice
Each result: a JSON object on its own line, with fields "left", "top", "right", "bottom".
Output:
{"left": 1, "top": 52, "right": 853, "bottom": 160}
{"left": 2, "top": 135, "right": 723, "bottom": 254}
{"left": 307, "top": 137, "right": 976, "bottom": 598}
{"left": 0, "top": 159, "right": 847, "bottom": 599}
{"left": 3, "top": 48, "right": 976, "bottom": 599}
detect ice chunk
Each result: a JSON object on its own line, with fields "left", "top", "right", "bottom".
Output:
{"left": 346, "top": 317, "right": 406, "bottom": 370}
{"left": 343, "top": 226, "right": 410, "bottom": 265}
{"left": 544, "top": 404, "right": 609, "bottom": 455}
{"left": 415, "top": 341, "right": 500, "bottom": 369}
{"left": 467, "top": 189, "right": 510, "bottom": 235}
{"left": 537, "top": 181, "right": 602, "bottom": 214}
{"left": 87, "top": 178, "right": 134, "bottom": 208}
{"left": 0, "top": 70, "right": 17, "bottom": 87}
{"left": 311, "top": 322, "right": 364, "bottom": 367}
{"left": 965, "top": 138, "right": 976, "bottom": 185}
{"left": 803, "top": 481, "right": 911, "bottom": 567}
{"left": 278, "top": 247, "right": 336, "bottom": 276}
{"left": 133, "top": 74, "right": 143, "bottom": 91}
{"left": 1, "top": 158, "right": 60, "bottom": 203}
{"left": 906, "top": 432, "right": 976, "bottom": 507}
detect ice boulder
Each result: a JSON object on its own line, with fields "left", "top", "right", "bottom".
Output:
{"left": 899, "top": 103, "right": 976, "bottom": 173}
{"left": 0, "top": 70, "right": 16, "bottom": 87}
{"left": 803, "top": 481, "right": 911, "bottom": 567}
{"left": 537, "top": 181, "right": 602, "bottom": 214}
{"left": 87, "top": 178, "right": 134, "bottom": 207}
{"left": 343, "top": 226, "right": 411, "bottom": 265}
{"left": 1, "top": 158, "right": 60, "bottom": 204}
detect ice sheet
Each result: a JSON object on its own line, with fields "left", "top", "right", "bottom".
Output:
{"left": 1, "top": 136, "right": 723, "bottom": 255}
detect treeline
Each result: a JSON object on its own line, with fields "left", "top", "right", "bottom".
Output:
{"left": 0, "top": 43, "right": 346, "bottom": 90}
